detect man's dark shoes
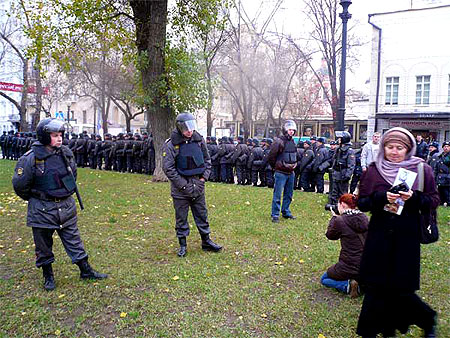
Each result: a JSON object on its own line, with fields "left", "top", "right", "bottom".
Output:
{"left": 77, "top": 258, "right": 108, "bottom": 280}
{"left": 201, "top": 234, "right": 222, "bottom": 252}
{"left": 42, "top": 264, "right": 56, "bottom": 291}
{"left": 178, "top": 237, "right": 187, "bottom": 257}
{"left": 282, "top": 215, "right": 296, "bottom": 220}
{"left": 272, "top": 217, "right": 280, "bottom": 223}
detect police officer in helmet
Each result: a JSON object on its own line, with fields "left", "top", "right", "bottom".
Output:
{"left": 162, "top": 113, "right": 222, "bottom": 257}
{"left": 12, "top": 118, "right": 107, "bottom": 291}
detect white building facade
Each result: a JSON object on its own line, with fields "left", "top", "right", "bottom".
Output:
{"left": 368, "top": 4, "right": 450, "bottom": 143}
{"left": 0, "top": 0, "right": 23, "bottom": 133}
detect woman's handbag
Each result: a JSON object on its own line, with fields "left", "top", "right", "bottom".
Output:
{"left": 417, "top": 162, "right": 439, "bottom": 244}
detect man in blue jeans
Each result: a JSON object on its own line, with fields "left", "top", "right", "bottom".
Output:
{"left": 268, "top": 120, "right": 298, "bottom": 223}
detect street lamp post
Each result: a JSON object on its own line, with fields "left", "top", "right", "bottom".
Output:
{"left": 337, "top": 0, "right": 352, "bottom": 131}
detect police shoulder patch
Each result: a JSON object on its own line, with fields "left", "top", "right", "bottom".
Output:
{"left": 16, "top": 167, "right": 24, "bottom": 176}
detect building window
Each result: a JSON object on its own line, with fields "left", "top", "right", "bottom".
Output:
{"left": 448, "top": 75, "right": 450, "bottom": 104}
{"left": 385, "top": 77, "right": 399, "bottom": 105}
{"left": 83, "top": 110, "right": 87, "bottom": 124}
{"left": 415, "top": 75, "right": 430, "bottom": 105}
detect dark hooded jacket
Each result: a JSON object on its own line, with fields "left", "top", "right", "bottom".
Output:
{"left": 326, "top": 211, "right": 369, "bottom": 280}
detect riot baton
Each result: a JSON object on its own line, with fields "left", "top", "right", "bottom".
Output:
{"left": 60, "top": 149, "right": 85, "bottom": 210}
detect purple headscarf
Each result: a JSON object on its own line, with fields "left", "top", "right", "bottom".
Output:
{"left": 375, "top": 127, "right": 424, "bottom": 188}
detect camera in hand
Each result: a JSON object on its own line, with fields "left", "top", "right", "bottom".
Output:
{"left": 324, "top": 203, "right": 339, "bottom": 215}
{"left": 389, "top": 182, "right": 409, "bottom": 194}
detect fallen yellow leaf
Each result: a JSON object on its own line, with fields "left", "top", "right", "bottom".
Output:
{"left": 55, "top": 330, "right": 61, "bottom": 336}
{"left": 172, "top": 276, "right": 180, "bottom": 281}
{"left": 58, "top": 294, "right": 65, "bottom": 299}
{"left": 120, "top": 312, "right": 127, "bottom": 318}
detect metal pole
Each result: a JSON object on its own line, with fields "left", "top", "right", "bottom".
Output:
{"left": 338, "top": 0, "right": 352, "bottom": 131}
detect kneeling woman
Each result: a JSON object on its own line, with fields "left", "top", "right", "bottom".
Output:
{"left": 321, "top": 193, "right": 369, "bottom": 297}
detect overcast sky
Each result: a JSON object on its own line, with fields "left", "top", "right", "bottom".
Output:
{"left": 241, "top": 0, "right": 447, "bottom": 92}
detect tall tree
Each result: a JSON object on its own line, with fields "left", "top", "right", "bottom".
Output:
{"left": 303, "top": 0, "right": 361, "bottom": 128}
{"left": 0, "top": 23, "right": 29, "bottom": 131}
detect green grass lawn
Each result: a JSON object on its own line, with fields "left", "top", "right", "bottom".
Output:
{"left": 0, "top": 160, "right": 448, "bottom": 338}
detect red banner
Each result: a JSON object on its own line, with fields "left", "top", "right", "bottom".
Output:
{"left": 0, "top": 81, "right": 49, "bottom": 95}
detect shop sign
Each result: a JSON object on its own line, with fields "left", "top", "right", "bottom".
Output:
{"left": 389, "top": 120, "right": 450, "bottom": 129}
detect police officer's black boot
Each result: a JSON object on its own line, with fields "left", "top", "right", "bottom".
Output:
{"left": 42, "top": 264, "right": 56, "bottom": 291}
{"left": 178, "top": 237, "right": 187, "bottom": 257}
{"left": 201, "top": 234, "right": 223, "bottom": 252}
{"left": 76, "top": 258, "right": 108, "bottom": 280}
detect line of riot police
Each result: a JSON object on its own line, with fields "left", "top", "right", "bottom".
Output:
{"left": 0, "top": 130, "right": 37, "bottom": 160}
{"left": 204, "top": 132, "right": 359, "bottom": 203}
{"left": 1, "top": 130, "right": 156, "bottom": 175}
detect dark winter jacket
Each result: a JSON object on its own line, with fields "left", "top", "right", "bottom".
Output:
{"left": 357, "top": 162, "right": 440, "bottom": 291}
{"left": 268, "top": 135, "right": 297, "bottom": 174}
{"left": 332, "top": 144, "right": 355, "bottom": 181}
{"left": 162, "top": 130, "right": 211, "bottom": 199}
{"left": 312, "top": 144, "right": 330, "bottom": 173}
{"left": 415, "top": 140, "right": 428, "bottom": 160}
{"left": 232, "top": 142, "right": 249, "bottom": 165}
{"left": 326, "top": 211, "right": 369, "bottom": 280}
{"left": 436, "top": 151, "right": 450, "bottom": 186}
{"left": 12, "top": 143, "right": 78, "bottom": 229}
{"left": 248, "top": 146, "right": 264, "bottom": 170}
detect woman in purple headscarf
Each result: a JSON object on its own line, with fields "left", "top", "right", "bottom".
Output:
{"left": 356, "top": 127, "right": 439, "bottom": 338}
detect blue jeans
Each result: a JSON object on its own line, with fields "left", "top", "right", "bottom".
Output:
{"left": 271, "top": 171, "right": 295, "bottom": 219}
{"left": 321, "top": 272, "right": 349, "bottom": 294}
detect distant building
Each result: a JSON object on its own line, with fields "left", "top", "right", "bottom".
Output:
{"left": 368, "top": 4, "right": 450, "bottom": 142}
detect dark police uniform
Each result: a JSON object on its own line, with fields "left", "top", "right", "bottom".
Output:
{"left": 13, "top": 142, "right": 87, "bottom": 267}
{"left": 163, "top": 121, "right": 222, "bottom": 257}
{"left": 12, "top": 129, "right": 107, "bottom": 291}
{"left": 330, "top": 143, "right": 355, "bottom": 204}
{"left": 163, "top": 130, "right": 212, "bottom": 238}
{"left": 436, "top": 145, "right": 450, "bottom": 205}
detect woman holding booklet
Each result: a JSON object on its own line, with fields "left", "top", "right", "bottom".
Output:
{"left": 355, "top": 127, "right": 439, "bottom": 338}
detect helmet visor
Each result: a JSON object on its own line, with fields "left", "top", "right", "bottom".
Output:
{"left": 178, "top": 119, "right": 197, "bottom": 133}
{"left": 44, "top": 119, "right": 66, "bottom": 133}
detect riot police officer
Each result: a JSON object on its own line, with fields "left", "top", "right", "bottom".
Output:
{"left": 208, "top": 136, "right": 220, "bottom": 182}
{"left": 436, "top": 141, "right": 450, "bottom": 206}
{"left": 12, "top": 118, "right": 107, "bottom": 291}
{"left": 299, "top": 140, "right": 314, "bottom": 191}
{"left": 102, "top": 133, "right": 113, "bottom": 170}
{"left": 162, "top": 113, "right": 222, "bottom": 257}
{"left": 328, "top": 131, "right": 355, "bottom": 206}
{"left": 232, "top": 136, "right": 249, "bottom": 185}
{"left": 1, "top": 131, "right": 7, "bottom": 158}
{"left": 249, "top": 138, "right": 264, "bottom": 186}
{"left": 311, "top": 137, "right": 330, "bottom": 193}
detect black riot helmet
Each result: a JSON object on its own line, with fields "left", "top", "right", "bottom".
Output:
{"left": 176, "top": 112, "right": 197, "bottom": 134}
{"left": 36, "top": 118, "right": 66, "bottom": 145}
{"left": 335, "top": 130, "right": 352, "bottom": 144}
{"left": 282, "top": 120, "right": 297, "bottom": 136}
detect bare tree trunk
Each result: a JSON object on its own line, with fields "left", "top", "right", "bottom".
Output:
{"left": 206, "top": 65, "right": 213, "bottom": 136}
{"left": 32, "top": 58, "right": 43, "bottom": 130}
{"left": 130, "top": 0, "right": 171, "bottom": 182}
{"left": 20, "top": 59, "right": 29, "bottom": 131}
